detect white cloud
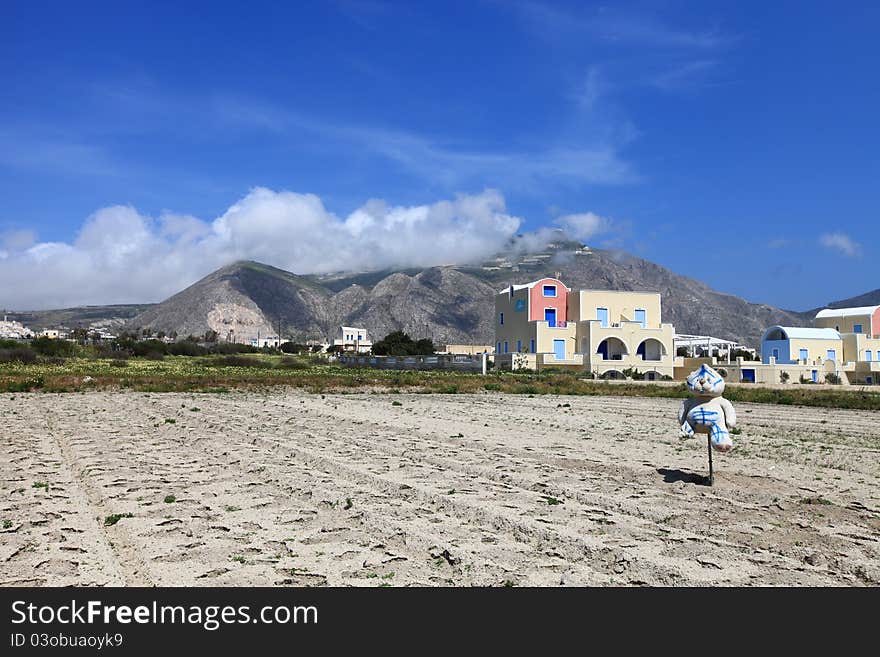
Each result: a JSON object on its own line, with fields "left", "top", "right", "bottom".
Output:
{"left": 1, "top": 229, "right": 36, "bottom": 251}
{"left": 819, "top": 232, "right": 862, "bottom": 258}
{"left": 1, "top": 188, "right": 616, "bottom": 310}
{"left": 553, "top": 212, "right": 611, "bottom": 241}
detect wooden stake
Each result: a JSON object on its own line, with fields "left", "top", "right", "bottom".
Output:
{"left": 707, "top": 437, "right": 714, "bottom": 486}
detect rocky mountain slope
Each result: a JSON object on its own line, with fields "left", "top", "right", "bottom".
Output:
{"left": 824, "top": 288, "right": 880, "bottom": 310}
{"left": 121, "top": 241, "right": 814, "bottom": 347}
{"left": 4, "top": 304, "right": 151, "bottom": 333}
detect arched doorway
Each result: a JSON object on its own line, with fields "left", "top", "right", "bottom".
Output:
{"left": 636, "top": 338, "right": 666, "bottom": 361}
{"left": 597, "top": 337, "right": 627, "bottom": 360}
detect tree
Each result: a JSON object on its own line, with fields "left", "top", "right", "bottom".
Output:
{"left": 413, "top": 338, "right": 435, "bottom": 355}
{"left": 70, "top": 327, "right": 89, "bottom": 344}
{"left": 372, "top": 331, "right": 433, "bottom": 356}
{"left": 204, "top": 330, "right": 218, "bottom": 343}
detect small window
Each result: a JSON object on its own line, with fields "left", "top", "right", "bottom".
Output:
{"left": 499, "top": 312, "right": 504, "bottom": 325}
{"left": 503, "top": 341, "right": 509, "bottom": 354}
{"left": 597, "top": 308, "right": 609, "bottom": 328}
{"left": 826, "top": 349, "right": 836, "bottom": 361}
{"left": 543, "top": 285, "right": 557, "bottom": 297}
{"left": 799, "top": 348, "right": 809, "bottom": 361}
{"left": 853, "top": 324, "right": 863, "bottom": 334}
{"left": 516, "top": 340, "right": 521, "bottom": 353}
{"left": 497, "top": 342, "right": 501, "bottom": 354}
{"left": 866, "top": 350, "right": 873, "bottom": 362}
{"left": 530, "top": 339, "right": 535, "bottom": 353}
{"left": 772, "top": 348, "right": 779, "bottom": 360}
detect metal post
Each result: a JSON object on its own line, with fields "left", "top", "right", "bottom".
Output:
{"left": 707, "top": 438, "right": 714, "bottom": 486}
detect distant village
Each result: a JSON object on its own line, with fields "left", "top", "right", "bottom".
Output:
{"left": 4, "top": 278, "right": 879, "bottom": 387}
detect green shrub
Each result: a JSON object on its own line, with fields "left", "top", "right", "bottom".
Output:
{"left": 104, "top": 513, "right": 133, "bottom": 526}
{"left": 1, "top": 377, "right": 44, "bottom": 393}
{"left": 30, "top": 336, "right": 76, "bottom": 357}
{"left": 277, "top": 357, "right": 309, "bottom": 370}
{"left": 211, "top": 342, "right": 261, "bottom": 355}
{"left": 208, "top": 355, "right": 271, "bottom": 368}
{"left": 0, "top": 347, "right": 36, "bottom": 363}
{"left": 167, "top": 341, "right": 207, "bottom": 356}
{"left": 132, "top": 340, "right": 168, "bottom": 357}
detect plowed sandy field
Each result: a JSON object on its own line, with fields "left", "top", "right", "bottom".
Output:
{"left": 2, "top": 390, "right": 878, "bottom": 586}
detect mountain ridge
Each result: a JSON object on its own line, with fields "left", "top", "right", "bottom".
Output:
{"left": 121, "top": 243, "right": 814, "bottom": 347}
{"left": 8, "top": 245, "right": 861, "bottom": 348}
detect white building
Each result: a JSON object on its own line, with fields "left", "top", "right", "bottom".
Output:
{"left": 333, "top": 326, "right": 372, "bottom": 353}
{"left": 250, "top": 335, "right": 280, "bottom": 348}
{"left": 0, "top": 316, "right": 34, "bottom": 340}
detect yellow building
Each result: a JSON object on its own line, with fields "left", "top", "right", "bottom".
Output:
{"left": 759, "top": 304, "right": 880, "bottom": 385}
{"left": 571, "top": 290, "right": 675, "bottom": 379}
{"left": 814, "top": 305, "right": 880, "bottom": 337}
{"left": 442, "top": 344, "right": 495, "bottom": 355}
{"left": 494, "top": 280, "right": 676, "bottom": 377}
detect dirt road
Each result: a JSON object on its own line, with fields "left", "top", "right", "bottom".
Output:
{"left": 2, "top": 390, "right": 878, "bottom": 586}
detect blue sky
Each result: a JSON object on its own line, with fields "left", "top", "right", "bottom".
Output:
{"left": 1, "top": 0, "right": 878, "bottom": 310}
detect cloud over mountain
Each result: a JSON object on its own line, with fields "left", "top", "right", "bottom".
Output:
{"left": 0, "top": 188, "right": 613, "bottom": 310}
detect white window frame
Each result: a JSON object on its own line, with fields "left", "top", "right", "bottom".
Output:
{"left": 542, "top": 285, "right": 557, "bottom": 297}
